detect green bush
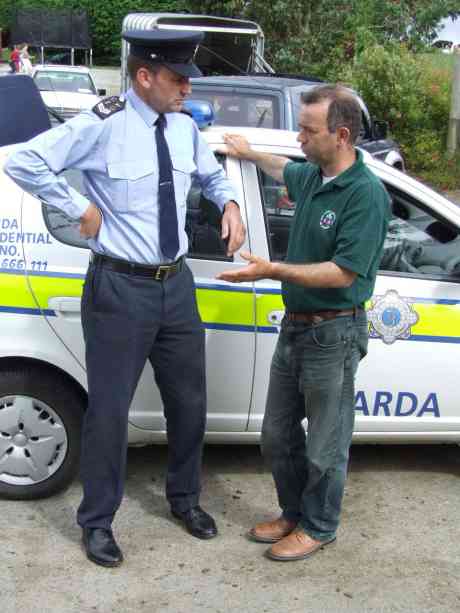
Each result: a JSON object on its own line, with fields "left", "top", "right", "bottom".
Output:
{"left": 338, "top": 44, "right": 459, "bottom": 190}
{"left": 337, "top": 43, "right": 426, "bottom": 142}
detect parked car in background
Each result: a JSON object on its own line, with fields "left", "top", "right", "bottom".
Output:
{"left": 32, "top": 64, "right": 104, "bottom": 120}
{"left": 189, "top": 74, "right": 405, "bottom": 170}
{"left": 432, "top": 40, "right": 459, "bottom": 54}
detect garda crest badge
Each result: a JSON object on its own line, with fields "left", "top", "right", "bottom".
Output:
{"left": 319, "top": 210, "right": 336, "bottom": 229}
{"left": 367, "top": 289, "right": 419, "bottom": 345}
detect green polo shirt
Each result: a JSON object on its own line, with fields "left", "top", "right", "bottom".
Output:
{"left": 283, "top": 150, "right": 390, "bottom": 312}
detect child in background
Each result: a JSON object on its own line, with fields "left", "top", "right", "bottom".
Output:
{"left": 19, "top": 43, "right": 33, "bottom": 76}
{"left": 9, "top": 45, "right": 20, "bottom": 73}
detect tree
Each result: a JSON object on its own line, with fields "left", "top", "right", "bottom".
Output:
{"left": 188, "top": 1, "right": 460, "bottom": 76}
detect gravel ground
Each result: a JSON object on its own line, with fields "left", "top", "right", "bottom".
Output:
{"left": 1, "top": 444, "right": 459, "bottom": 613}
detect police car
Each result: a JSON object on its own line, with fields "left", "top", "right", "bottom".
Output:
{"left": 1, "top": 77, "right": 460, "bottom": 501}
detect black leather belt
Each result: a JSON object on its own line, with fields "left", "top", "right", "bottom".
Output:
{"left": 91, "top": 252, "right": 184, "bottom": 281}
{"left": 286, "top": 307, "right": 362, "bottom": 324}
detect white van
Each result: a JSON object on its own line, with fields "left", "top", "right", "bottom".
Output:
{"left": 120, "top": 12, "right": 271, "bottom": 92}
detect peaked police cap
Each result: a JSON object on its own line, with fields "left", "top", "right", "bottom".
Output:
{"left": 123, "top": 29, "right": 204, "bottom": 78}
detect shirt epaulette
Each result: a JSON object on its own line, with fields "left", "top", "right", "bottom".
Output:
{"left": 92, "top": 96, "right": 126, "bottom": 120}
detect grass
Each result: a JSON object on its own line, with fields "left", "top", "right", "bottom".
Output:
{"left": 403, "top": 51, "right": 460, "bottom": 191}
{"left": 421, "top": 51, "right": 456, "bottom": 72}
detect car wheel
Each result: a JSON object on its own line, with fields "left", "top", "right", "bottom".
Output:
{"left": 0, "top": 366, "right": 84, "bottom": 500}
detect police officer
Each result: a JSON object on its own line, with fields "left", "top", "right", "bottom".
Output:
{"left": 5, "top": 29, "right": 245, "bottom": 567}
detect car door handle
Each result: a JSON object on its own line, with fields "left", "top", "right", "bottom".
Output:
{"left": 48, "top": 297, "right": 81, "bottom": 318}
{"left": 268, "top": 310, "right": 284, "bottom": 325}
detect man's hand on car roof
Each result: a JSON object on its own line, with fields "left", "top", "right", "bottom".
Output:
{"left": 222, "top": 134, "right": 254, "bottom": 159}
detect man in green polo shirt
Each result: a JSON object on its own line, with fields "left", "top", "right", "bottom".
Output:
{"left": 219, "top": 84, "right": 390, "bottom": 562}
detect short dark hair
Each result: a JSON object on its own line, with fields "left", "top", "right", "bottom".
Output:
{"left": 300, "top": 85, "right": 362, "bottom": 144}
{"left": 127, "top": 54, "right": 161, "bottom": 81}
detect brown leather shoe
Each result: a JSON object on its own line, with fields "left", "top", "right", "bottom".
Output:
{"left": 248, "top": 517, "right": 297, "bottom": 543}
{"left": 266, "top": 530, "right": 336, "bottom": 561}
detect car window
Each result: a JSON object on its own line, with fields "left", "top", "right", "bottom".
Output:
{"left": 380, "top": 186, "right": 460, "bottom": 280}
{"left": 43, "top": 155, "right": 233, "bottom": 261}
{"left": 190, "top": 89, "right": 280, "bottom": 129}
{"left": 186, "top": 153, "right": 233, "bottom": 261}
{"left": 258, "top": 165, "right": 298, "bottom": 261}
{"left": 34, "top": 71, "right": 96, "bottom": 95}
{"left": 43, "top": 170, "right": 87, "bottom": 248}
{"left": 259, "top": 166, "right": 460, "bottom": 279}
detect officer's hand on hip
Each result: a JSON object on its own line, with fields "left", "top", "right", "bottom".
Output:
{"left": 79, "top": 203, "right": 102, "bottom": 239}
{"left": 221, "top": 200, "right": 246, "bottom": 256}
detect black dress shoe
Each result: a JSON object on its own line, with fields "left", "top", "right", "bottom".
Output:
{"left": 172, "top": 505, "right": 218, "bottom": 540}
{"left": 82, "top": 527, "right": 123, "bottom": 567}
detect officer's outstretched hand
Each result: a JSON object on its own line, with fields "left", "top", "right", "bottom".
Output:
{"left": 79, "top": 203, "right": 102, "bottom": 239}
{"left": 222, "top": 200, "right": 246, "bottom": 256}
{"left": 216, "top": 251, "right": 272, "bottom": 283}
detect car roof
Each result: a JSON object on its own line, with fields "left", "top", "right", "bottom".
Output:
{"left": 33, "top": 64, "right": 92, "bottom": 74}
{"left": 190, "top": 74, "right": 362, "bottom": 106}
{"left": 202, "top": 125, "right": 374, "bottom": 156}
{"left": 202, "top": 124, "right": 370, "bottom": 153}
{"left": 191, "top": 75, "right": 321, "bottom": 90}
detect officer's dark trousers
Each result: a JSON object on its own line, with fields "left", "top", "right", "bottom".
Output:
{"left": 77, "top": 260, "right": 206, "bottom": 529}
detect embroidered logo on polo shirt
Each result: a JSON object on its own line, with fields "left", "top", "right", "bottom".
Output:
{"left": 319, "top": 210, "right": 336, "bottom": 229}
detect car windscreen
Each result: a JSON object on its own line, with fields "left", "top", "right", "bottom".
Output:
{"left": 34, "top": 71, "right": 96, "bottom": 95}
{"left": 190, "top": 88, "right": 280, "bottom": 129}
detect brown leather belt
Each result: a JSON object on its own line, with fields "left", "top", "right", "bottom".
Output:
{"left": 91, "top": 252, "right": 184, "bottom": 281}
{"left": 286, "top": 307, "right": 361, "bottom": 324}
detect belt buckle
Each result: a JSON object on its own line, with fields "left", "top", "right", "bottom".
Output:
{"left": 155, "top": 265, "right": 170, "bottom": 281}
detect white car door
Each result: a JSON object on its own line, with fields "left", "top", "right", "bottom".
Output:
{"left": 20, "top": 155, "right": 255, "bottom": 434}
{"left": 246, "top": 150, "right": 460, "bottom": 441}
{"left": 183, "top": 154, "right": 255, "bottom": 432}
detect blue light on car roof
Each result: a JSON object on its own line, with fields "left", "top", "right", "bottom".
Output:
{"left": 183, "top": 99, "right": 215, "bottom": 129}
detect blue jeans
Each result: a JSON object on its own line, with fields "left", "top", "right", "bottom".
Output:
{"left": 261, "top": 312, "right": 368, "bottom": 542}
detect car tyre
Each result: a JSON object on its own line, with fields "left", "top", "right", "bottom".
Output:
{"left": 0, "top": 365, "right": 84, "bottom": 500}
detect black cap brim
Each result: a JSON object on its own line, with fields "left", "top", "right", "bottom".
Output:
{"left": 164, "top": 61, "right": 202, "bottom": 78}
{"left": 123, "top": 29, "right": 204, "bottom": 79}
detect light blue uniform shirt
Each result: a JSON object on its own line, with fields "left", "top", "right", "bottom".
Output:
{"left": 4, "top": 88, "right": 237, "bottom": 264}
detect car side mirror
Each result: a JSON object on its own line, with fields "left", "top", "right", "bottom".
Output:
{"left": 425, "top": 220, "right": 459, "bottom": 243}
{"left": 97, "top": 88, "right": 106, "bottom": 96}
{"left": 372, "top": 120, "right": 388, "bottom": 140}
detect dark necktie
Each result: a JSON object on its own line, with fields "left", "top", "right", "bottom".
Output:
{"left": 155, "top": 113, "right": 179, "bottom": 259}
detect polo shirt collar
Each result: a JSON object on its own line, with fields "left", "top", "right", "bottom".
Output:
{"left": 319, "top": 149, "right": 365, "bottom": 189}
{"left": 126, "top": 88, "right": 160, "bottom": 127}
